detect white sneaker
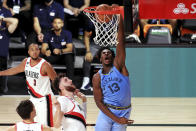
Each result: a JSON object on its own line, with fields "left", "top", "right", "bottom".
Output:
{"left": 90, "top": 86, "right": 93, "bottom": 91}
{"left": 81, "top": 77, "right": 90, "bottom": 90}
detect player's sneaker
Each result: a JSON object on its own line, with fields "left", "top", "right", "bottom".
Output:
{"left": 80, "top": 77, "right": 90, "bottom": 90}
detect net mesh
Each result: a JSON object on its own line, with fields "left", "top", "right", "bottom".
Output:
{"left": 84, "top": 8, "right": 120, "bottom": 47}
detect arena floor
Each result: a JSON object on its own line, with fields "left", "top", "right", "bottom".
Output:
{"left": 0, "top": 96, "right": 196, "bottom": 131}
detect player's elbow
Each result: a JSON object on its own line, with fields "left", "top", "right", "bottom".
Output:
{"left": 94, "top": 99, "right": 103, "bottom": 108}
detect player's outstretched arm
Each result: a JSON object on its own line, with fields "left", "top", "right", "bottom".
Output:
{"left": 0, "top": 58, "right": 26, "bottom": 76}
{"left": 114, "top": 14, "right": 129, "bottom": 76}
{"left": 114, "top": 14, "right": 125, "bottom": 66}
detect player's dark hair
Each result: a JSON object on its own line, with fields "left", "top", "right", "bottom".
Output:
{"left": 96, "top": 47, "right": 115, "bottom": 61}
{"left": 27, "top": 43, "right": 39, "bottom": 50}
{"left": 16, "top": 100, "right": 34, "bottom": 120}
{"left": 52, "top": 73, "right": 66, "bottom": 93}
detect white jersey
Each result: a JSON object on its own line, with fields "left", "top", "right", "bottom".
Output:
{"left": 25, "top": 57, "right": 53, "bottom": 97}
{"left": 57, "top": 96, "right": 87, "bottom": 131}
{"left": 15, "top": 121, "right": 43, "bottom": 131}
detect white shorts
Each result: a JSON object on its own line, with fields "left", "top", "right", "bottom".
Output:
{"left": 30, "top": 94, "right": 54, "bottom": 127}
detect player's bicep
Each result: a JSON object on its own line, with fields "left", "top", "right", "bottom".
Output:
{"left": 43, "top": 62, "right": 57, "bottom": 81}
{"left": 92, "top": 73, "right": 103, "bottom": 103}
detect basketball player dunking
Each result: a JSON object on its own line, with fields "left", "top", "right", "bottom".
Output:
{"left": 0, "top": 43, "right": 57, "bottom": 127}
{"left": 92, "top": 8, "right": 134, "bottom": 130}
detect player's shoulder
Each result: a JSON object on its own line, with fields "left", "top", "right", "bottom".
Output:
{"left": 93, "top": 72, "right": 100, "bottom": 81}
{"left": 23, "top": 57, "right": 28, "bottom": 62}
{"left": 57, "top": 96, "right": 70, "bottom": 105}
{"left": 42, "top": 60, "right": 53, "bottom": 68}
{"left": 20, "top": 57, "right": 28, "bottom": 65}
{"left": 58, "top": 96, "right": 69, "bottom": 102}
{"left": 93, "top": 71, "right": 99, "bottom": 77}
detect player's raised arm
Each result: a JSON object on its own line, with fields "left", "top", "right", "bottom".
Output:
{"left": 0, "top": 58, "right": 27, "bottom": 76}
{"left": 114, "top": 14, "right": 126, "bottom": 71}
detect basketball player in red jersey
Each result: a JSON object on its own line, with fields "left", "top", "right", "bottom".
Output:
{"left": 0, "top": 43, "right": 57, "bottom": 127}
{"left": 7, "top": 99, "right": 51, "bottom": 131}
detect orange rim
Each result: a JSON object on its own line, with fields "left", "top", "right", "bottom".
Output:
{"left": 83, "top": 6, "right": 122, "bottom": 15}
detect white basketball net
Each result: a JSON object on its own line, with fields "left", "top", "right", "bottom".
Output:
{"left": 84, "top": 8, "right": 120, "bottom": 47}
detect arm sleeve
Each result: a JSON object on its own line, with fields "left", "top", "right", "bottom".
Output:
{"left": 82, "top": 102, "right": 87, "bottom": 118}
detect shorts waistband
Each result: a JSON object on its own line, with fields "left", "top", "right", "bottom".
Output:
{"left": 105, "top": 103, "right": 131, "bottom": 110}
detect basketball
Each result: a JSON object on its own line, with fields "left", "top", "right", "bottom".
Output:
{"left": 95, "top": 4, "right": 113, "bottom": 23}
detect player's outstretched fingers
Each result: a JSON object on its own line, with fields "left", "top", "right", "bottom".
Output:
{"left": 127, "top": 119, "right": 134, "bottom": 124}
{"left": 118, "top": 117, "right": 133, "bottom": 124}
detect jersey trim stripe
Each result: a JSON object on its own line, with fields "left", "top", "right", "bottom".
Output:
{"left": 30, "top": 58, "right": 42, "bottom": 67}
{"left": 65, "top": 96, "right": 75, "bottom": 114}
{"left": 26, "top": 80, "right": 44, "bottom": 98}
{"left": 64, "top": 112, "right": 86, "bottom": 127}
{"left": 24, "top": 58, "right": 28, "bottom": 71}
{"left": 40, "top": 61, "right": 48, "bottom": 76}
{"left": 22, "top": 121, "right": 38, "bottom": 124}
{"left": 46, "top": 94, "right": 54, "bottom": 127}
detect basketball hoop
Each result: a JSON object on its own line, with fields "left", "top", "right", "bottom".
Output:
{"left": 83, "top": 5, "right": 122, "bottom": 47}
